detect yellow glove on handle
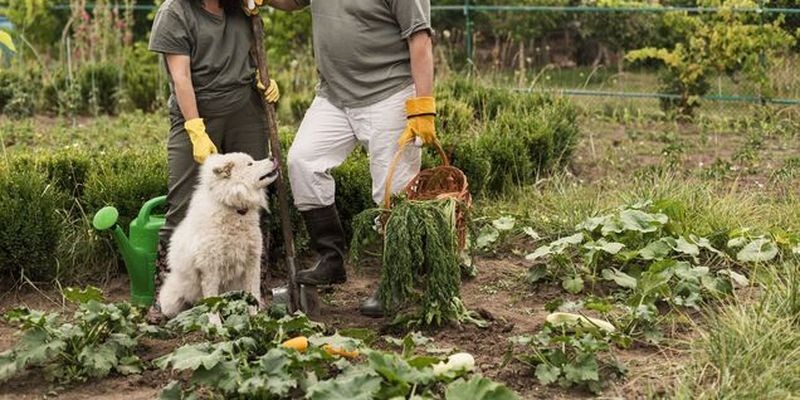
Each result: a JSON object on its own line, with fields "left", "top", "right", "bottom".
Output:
{"left": 184, "top": 118, "right": 218, "bottom": 164}
{"left": 242, "top": 0, "right": 263, "bottom": 16}
{"left": 256, "top": 70, "right": 281, "bottom": 103}
{"left": 398, "top": 97, "right": 437, "bottom": 146}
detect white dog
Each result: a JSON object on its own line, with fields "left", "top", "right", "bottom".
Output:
{"left": 158, "top": 153, "right": 278, "bottom": 320}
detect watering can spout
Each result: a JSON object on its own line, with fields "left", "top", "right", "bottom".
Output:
{"left": 92, "top": 206, "right": 136, "bottom": 270}
{"left": 92, "top": 207, "right": 134, "bottom": 263}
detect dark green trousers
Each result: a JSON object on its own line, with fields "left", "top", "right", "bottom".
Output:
{"left": 159, "top": 89, "right": 269, "bottom": 244}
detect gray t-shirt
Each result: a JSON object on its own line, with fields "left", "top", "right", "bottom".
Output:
{"left": 149, "top": 0, "right": 256, "bottom": 117}
{"left": 296, "top": 0, "right": 432, "bottom": 109}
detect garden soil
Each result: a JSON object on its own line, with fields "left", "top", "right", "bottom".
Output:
{"left": 0, "top": 256, "right": 688, "bottom": 399}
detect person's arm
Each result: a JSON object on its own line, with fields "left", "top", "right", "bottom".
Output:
{"left": 408, "top": 30, "right": 434, "bottom": 97}
{"left": 266, "top": 0, "right": 306, "bottom": 11}
{"left": 165, "top": 53, "right": 217, "bottom": 164}
{"left": 165, "top": 54, "right": 199, "bottom": 120}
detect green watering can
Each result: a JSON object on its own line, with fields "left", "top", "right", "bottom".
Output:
{"left": 92, "top": 196, "right": 167, "bottom": 307}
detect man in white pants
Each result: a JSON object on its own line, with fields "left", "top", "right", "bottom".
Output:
{"left": 261, "top": 0, "right": 436, "bottom": 317}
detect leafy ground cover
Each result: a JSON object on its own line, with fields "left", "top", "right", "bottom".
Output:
{"left": 1, "top": 97, "right": 799, "bottom": 398}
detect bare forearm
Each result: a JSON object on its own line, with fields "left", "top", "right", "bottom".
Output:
{"left": 174, "top": 79, "right": 199, "bottom": 120}
{"left": 409, "top": 31, "right": 434, "bottom": 97}
{"left": 266, "top": 0, "right": 305, "bottom": 11}
{"left": 165, "top": 54, "right": 199, "bottom": 120}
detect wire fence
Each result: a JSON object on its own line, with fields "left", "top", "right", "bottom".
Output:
{"left": 47, "top": 2, "right": 800, "bottom": 112}
{"left": 431, "top": 2, "right": 800, "bottom": 111}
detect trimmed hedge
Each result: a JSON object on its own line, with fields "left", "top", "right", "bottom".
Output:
{"left": 0, "top": 167, "right": 66, "bottom": 282}
{"left": 0, "top": 79, "right": 579, "bottom": 284}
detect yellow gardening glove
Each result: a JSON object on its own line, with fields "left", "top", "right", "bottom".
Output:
{"left": 398, "top": 97, "right": 437, "bottom": 146}
{"left": 241, "top": 0, "right": 263, "bottom": 15}
{"left": 256, "top": 70, "right": 280, "bottom": 103}
{"left": 184, "top": 118, "right": 218, "bottom": 164}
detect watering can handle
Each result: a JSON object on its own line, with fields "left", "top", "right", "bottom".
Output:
{"left": 137, "top": 196, "right": 168, "bottom": 222}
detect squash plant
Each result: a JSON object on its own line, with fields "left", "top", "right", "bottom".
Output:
{"left": 157, "top": 294, "right": 518, "bottom": 400}
{"left": 0, "top": 287, "right": 159, "bottom": 385}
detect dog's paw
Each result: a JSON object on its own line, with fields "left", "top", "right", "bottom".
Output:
{"left": 208, "top": 312, "right": 223, "bottom": 328}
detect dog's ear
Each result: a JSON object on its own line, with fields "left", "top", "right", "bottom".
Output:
{"left": 213, "top": 161, "right": 234, "bottom": 178}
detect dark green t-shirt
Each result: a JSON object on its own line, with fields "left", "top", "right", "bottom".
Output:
{"left": 149, "top": 0, "right": 256, "bottom": 117}
{"left": 296, "top": 0, "right": 432, "bottom": 109}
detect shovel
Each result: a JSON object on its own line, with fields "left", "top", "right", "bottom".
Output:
{"left": 249, "top": 9, "right": 319, "bottom": 316}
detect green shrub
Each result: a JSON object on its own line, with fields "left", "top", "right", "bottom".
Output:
{"left": 0, "top": 167, "right": 67, "bottom": 282}
{"left": 123, "top": 43, "right": 164, "bottom": 112}
{"left": 82, "top": 149, "right": 168, "bottom": 227}
{"left": 0, "top": 69, "right": 36, "bottom": 119}
{"left": 41, "top": 68, "right": 83, "bottom": 117}
{"left": 9, "top": 149, "right": 93, "bottom": 199}
{"left": 434, "top": 79, "right": 579, "bottom": 195}
{"left": 289, "top": 96, "right": 312, "bottom": 123}
{"left": 0, "top": 70, "right": 22, "bottom": 111}
{"left": 332, "top": 150, "right": 374, "bottom": 239}
{"left": 78, "top": 63, "right": 122, "bottom": 115}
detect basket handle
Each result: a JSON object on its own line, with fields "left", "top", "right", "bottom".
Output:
{"left": 382, "top": 139, "right": 449, "bottom": 210}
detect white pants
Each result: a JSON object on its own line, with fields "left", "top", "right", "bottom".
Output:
{"left": 288, "top": 85, "right": 421, "bottom": 211}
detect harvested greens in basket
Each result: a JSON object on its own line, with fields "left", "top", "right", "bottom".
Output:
{"left": 351, "top": 197, "right": 483, "bottom": 328}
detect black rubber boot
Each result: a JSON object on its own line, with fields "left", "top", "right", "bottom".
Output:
{"left": 295, "top": 205, "right": 347, "bottom": 286}
{"left": 359, "top": 289, "right": 384, "bottom": 318}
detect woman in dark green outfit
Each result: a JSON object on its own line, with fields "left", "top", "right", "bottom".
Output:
{"left": 147, "top": 0, "right": 279, "bottom": 321}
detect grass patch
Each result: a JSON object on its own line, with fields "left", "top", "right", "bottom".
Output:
{"left": 672, "top": 261, "right": 800, "bottom": 399}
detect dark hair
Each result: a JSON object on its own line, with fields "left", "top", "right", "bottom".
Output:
{"left": 192, "top": 0, "right": 242, "bottom": 14}
{"left": 219, "top": 0, "right": 241, "bottom": 14}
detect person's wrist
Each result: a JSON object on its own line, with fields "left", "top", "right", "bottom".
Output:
{"left": 406, "top": 97, "right": 436, "bottom": 119}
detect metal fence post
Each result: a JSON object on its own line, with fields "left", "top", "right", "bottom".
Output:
{"left": 757, "top": 0, "right": 767, "bottom": 106}
{"left": 464, "top": 0, "right": 473, "bottom": 64}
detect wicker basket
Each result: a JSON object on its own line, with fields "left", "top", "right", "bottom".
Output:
{"left": 383, "top": 141, "right": 472, "bottom": 249}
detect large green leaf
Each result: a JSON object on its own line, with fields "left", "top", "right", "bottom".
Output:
{"left": 526, "top": 233, "right": 584, "bottom": 261}
{"left": 367, "top": 350, "right": 433, "bottom": 386}
{"left": 736, "top": 238, "right": 779, "bottom": 262}
{"left": 445, "top": 376, "right": 519, "bottom": 400}
{"left": 639, "top": 239, "right": 672, "bottom": 260}
{"left": 617, "top": 209, "right": 668, "bottom": 233}
{"left": 307, "top": 367, "right": 382, "bottom": 400}
{"left": 159, "top": 380, "right": 184, "bottom": 400}
{"left": 0, "top": 352, "right": 18, "bottom": 382}
{"left": 562, "top": 276, "right": 584, "bottom": 294}
{"left": 535, "top": 363, "right": 561, "bottom": 385}
{"left": 562, "top": 354, "right": 600, "bottom": 383}
{"left": 78, "top": 343, "right": 118, "bottom": 378}
{"left": 192, "top": 361, "right": 240, "bottom": 394}
{"left": 63, "top": 286, "right": 105, "bottom": 304}
{"left": 492, "top": 216, "right": 516, "bottom": 231}
{"left": 583, "top": 239, "right": 625, "bottom": 255}
{"left": 476, "top": 226, "right": 499, "bottom": 250}
{"left": 155, "top": 343, "right": 225, "bottom": 371}
{"left": 601, "top": 268, "right": 637, "bottom": 289}
{"left": 671, "top": 237, "right": 699, "bottom": 257}
{"left": 575, "top": 215, "right": 610, "bottom": 233}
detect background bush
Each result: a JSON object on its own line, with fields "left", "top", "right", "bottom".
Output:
{"left": 0, "top": 79, "right": 579, "bottom": 284}
{"left": 78, "top": 63, "right": 122, "bottom": 115}
{"left": 0, "top": 167, "right": 66, "bottom": 282}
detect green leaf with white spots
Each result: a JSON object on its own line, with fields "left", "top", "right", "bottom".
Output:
{"left": 736, "top": 238, "right": 779, "bottom": 262}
